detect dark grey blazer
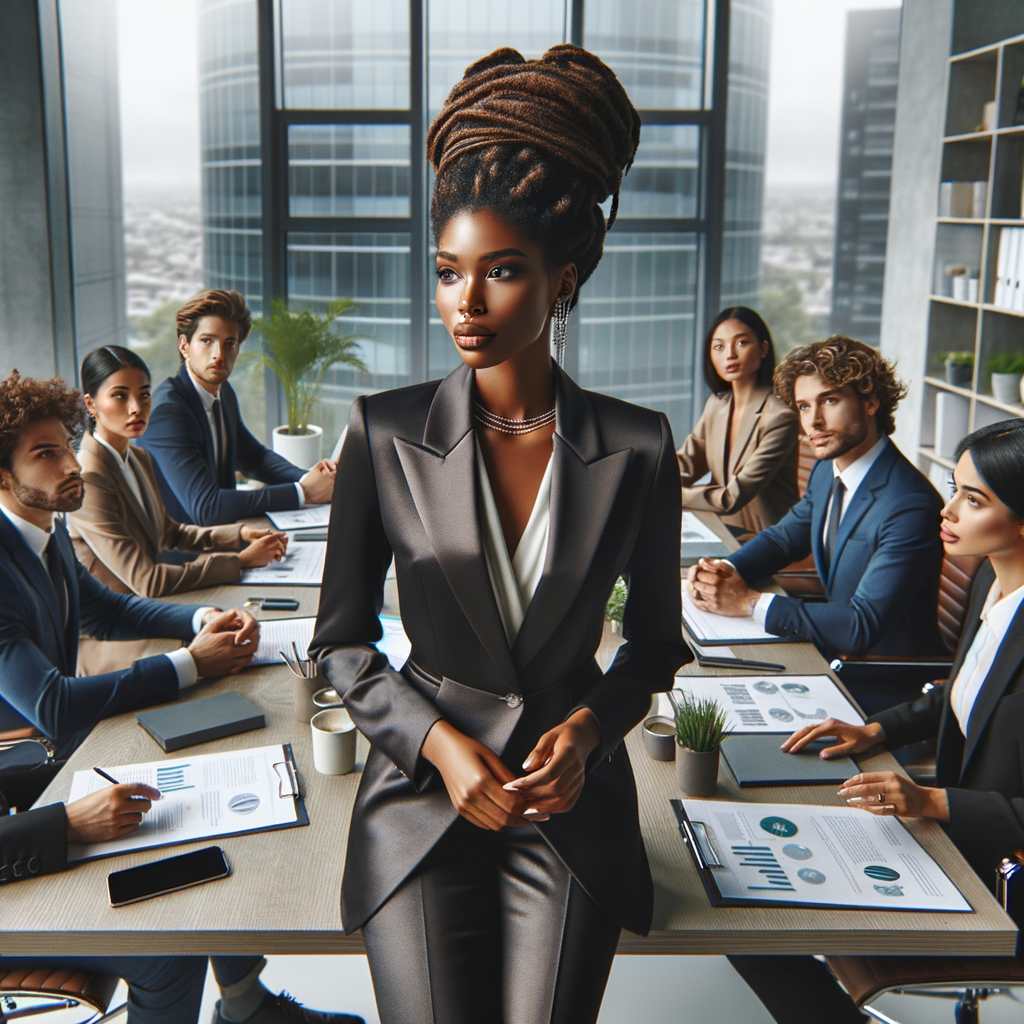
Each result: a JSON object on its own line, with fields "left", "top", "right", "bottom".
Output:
{"left": 872, "top": 559, "right": 1024, "bottom": 888}
{"left": 310, "top": 362, "right": 691, "bottom": 936}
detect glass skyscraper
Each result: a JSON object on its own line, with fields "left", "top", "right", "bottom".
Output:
{"left": 198, "top": 0, "right": 770, "bottom": 444}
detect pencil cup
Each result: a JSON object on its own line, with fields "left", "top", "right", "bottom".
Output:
{"left": 642, "top": 716, "right": 676, "bottom": 761}
{"left": 292, "top": 675, "right": 322, "bottom": 723}
{"left": 311, "top": 708, "right": 357, "bottom": 775}
{"left": 675, "top": 746, "right": 720, "bottom": 798}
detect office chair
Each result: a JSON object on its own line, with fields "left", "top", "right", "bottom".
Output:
{"left": 0, "top": 967, "right": 124, "bottom": 1022}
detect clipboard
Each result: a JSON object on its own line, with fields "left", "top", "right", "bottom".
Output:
{"left": 68, "top": 744, "right": 310, "bottom": 864}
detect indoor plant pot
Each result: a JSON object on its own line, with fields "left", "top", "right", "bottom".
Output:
{"left": 272, "top": 424, "right": 323, "bottom": 469}
{"left": 992, "top": 372, "right": 1024, "bottom": 405}
{"left": 672, "top": 694, "right": 730, "bottom": 798}
{"left": 943, "top": 354, "right": 973, "bottom": 387}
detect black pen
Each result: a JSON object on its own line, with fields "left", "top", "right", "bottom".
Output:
{"left": 696, "top": 655, "right": 785, "bottom": 672}
{"left": 93, "top": 767, "right": 120, "bottom": 785}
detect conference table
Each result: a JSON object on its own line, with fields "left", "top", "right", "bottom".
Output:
{"left": 5, "top": 513, "right": 1016, "bottom": 957}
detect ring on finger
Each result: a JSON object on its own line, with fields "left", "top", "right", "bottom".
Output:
{"left": 877, "top": 791, "right": 885, "bottom": 803}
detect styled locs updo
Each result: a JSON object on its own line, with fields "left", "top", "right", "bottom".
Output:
{"left": 427, "top": 45, "right": 641, "bottom": 310}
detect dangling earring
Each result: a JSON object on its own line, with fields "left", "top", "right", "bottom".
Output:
{"left": 552, "top": 298, "right": 569, "bottom": 367}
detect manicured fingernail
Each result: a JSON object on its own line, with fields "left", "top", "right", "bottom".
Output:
{"left": 503, "top": 781, "right": 520, "bottom": 791}
{"left": 837, "top": 788, "right": 848, "bottom": 796}
{"left": 522, "top": 759, "right": 534, "bottom": 770}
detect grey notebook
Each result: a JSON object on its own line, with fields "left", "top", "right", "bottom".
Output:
{"left": 136, "top": 691, "right": 265, "bottom": 752}
{"left": 721, "top": 734, "right": 856, "bottom": 787}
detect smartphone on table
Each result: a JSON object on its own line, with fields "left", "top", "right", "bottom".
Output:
{"left": 107, "top": 846, "right": 229, "bottom": 907}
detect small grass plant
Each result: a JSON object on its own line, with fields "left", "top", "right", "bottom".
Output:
{"left": 605, "top": 577, "right": 627, "bottom": 625}
{"left": 673, "top": 695, "right": 731, "bottom": 753}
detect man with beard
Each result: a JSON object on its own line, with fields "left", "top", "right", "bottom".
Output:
{"left": 686, "top": 336, "right": 945, "bottom": 713}
{"left": 0, "top": 371, "right": 258, "bottom": 766}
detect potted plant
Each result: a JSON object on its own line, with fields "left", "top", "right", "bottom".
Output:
{"left": 941, "top": 351, "right": 974, "bottom": 387}
{"left": 605, "top": 577, "right": 627, "bottom": 636}
{"left": 672, "top": 694, "right": 731, "bottom": 797}
{"left": 249, "top": 298, "right": 368, "bottom": 468}
{"left": 986, "top": 352, "right": 1024, "bottom": 406}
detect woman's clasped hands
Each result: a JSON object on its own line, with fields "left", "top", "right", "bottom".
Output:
{"left": 422, "top": 709, "right": 601, "bottom": 831}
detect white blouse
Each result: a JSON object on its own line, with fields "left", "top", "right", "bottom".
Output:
{"left": 475, "top": 437, "right": 553, "bottom": 645}
{"left": 949, "top": 578, "right": 1024, "bottom": 735}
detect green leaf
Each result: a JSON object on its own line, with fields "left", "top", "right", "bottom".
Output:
{"left": 673, "top": 695, "right": 732, "bottom": 753}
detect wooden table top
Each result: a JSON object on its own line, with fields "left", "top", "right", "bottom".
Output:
{"left": 5, "top": 515, "right": 1015, "bottom": 956}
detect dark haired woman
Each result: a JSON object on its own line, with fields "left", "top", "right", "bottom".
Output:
{"left": 69, "top": 346, "right": 286, "bottom": 601}
{"left": 731, "top": 417, "right": 1024, "bottom": 1023}
{"left": 310, "top": 46, "right": 690, "bottom": 1023}
{"left": 677, "top": 307, "right": 799, "bottom": 535}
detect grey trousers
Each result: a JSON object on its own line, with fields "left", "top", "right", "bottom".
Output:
{"left": 362, "top": 820, "right": 621, "bottom": 1024}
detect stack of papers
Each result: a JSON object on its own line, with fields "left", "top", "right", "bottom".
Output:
{"left": 683, "top": 587, "right": 790, "bottom": 646}
{"left": 266, "top": 506, "right": 330, "bottom": 531}
{"left": 681, "top": 512, "right": 730, "bottom": 563}
{"left": 252, "top": 616, "right": 410, "bottom": 671}
{"left": 240, "top": 536, "right": 326, "bottom": 586}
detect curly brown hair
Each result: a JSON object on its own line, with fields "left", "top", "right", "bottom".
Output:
{"left": 0, "top": 371, "right": 85, "bottom": 469}
{"left": 773, "top": 336, "right": 907, "bottom": 436}
{"left": 176, "top": 289, "right": 253, "bottom": 354}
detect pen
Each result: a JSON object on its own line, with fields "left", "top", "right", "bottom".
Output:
{"left": 697, "top": 655, "right": 785, "bottom": 672}
{"left": 93, "top": 767, "right": 120, "bottom": 785}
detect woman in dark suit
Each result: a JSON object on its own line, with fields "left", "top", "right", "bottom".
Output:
{"left": 730, "top": 417, "right": 1024, "bottom": 1024}
{"left": 310, "top": 46, "right": 691, "bottom": 1024}
{"left": 677, "top": 307, "right": 799, "bottom": 535}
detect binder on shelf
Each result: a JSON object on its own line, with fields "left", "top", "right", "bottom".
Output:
{"left": 1013, "top": 228, "right": 1024, "bottom": 312}
{"left": 995, "top": 228, "right": 1010, "bottom": 307}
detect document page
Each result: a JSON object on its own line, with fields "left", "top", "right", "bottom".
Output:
{"left": 662, "top": 675, "right": 864, "bottom": 732}
{"left": 682, "top": 512, "right": 722, "bottom": 545}
{"left": 680, "top": 799, "right": 971, "bottom": 912}
{"left": 240, "top": 537, "right": 326, "bottom": 585}
{"left": 253, "top": 616, "right": 410, "bottom": 671}
{"left": 682, "top": 587, "right": 787, "bottom": 645}
{"left": 681, "top": 512, "right": 731, "bottom": 563}
{"left": 66, "top": 744, "right": 300, "bottom": 861}
{"left": 266, "top": 506, "right": 330, "bottom": 531}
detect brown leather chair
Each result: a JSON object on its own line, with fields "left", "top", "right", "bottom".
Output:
{"left": 0, "top": 966, "right": 122, "bottom": 1021}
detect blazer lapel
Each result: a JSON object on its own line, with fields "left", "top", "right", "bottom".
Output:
{"left": 173, "top": 364, "right": 217, "bottom": 470}
{"left": 84, "top": 434, "right": 161, "bottom": 552}
{"left": 393, "top": 365, "right": 519, "bottom": 693}
{"left": 54, "top": 519, "right": 78, "bottom": 669}
{"left": 728, "top": 386, "right": 770, "bottom": 476}
{"left": 513, "top": 369, "right": 632, "bottom": 672}
{"left": 706, "top": 394, "right": 729, "bottom": 485}
{"left": 959, "top": 601, "right": 1024, "bottom": 781}
{"left": 808, "top": 464, "right": 831, "bottom": 582}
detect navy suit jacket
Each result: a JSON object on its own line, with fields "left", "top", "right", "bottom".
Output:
{"left": 139, "top": 363, "right": 303, "bottom": 525}
{"left": 0, "top": 513, "right": 199, "bottom": 756}
{"left": 729, "top": 439, "right": 945, "bottom": 659}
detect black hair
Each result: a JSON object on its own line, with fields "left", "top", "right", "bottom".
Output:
{"left": 80, "top": 346, "right": 151, "bottom": 433}
{"left": 703, "top": 307, "right": 777, "bottom": 394}
{"left": 955, "top": 419, "right": 1024, "bottom": 520}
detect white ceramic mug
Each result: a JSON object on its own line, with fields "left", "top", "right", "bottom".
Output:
{"left": 310, "top": 708, "right": 357, "bottom": 775}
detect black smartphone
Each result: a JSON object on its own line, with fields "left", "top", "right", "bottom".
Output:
{"left": 107, "top": 846, "right": 229, "bottom": 907}
{"left": 261, "top": 597, "right": 300, "bottom": 611}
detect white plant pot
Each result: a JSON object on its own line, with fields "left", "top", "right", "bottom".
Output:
{"left": 991, "top": 373, "right": 1023, "bottom": 406}
{"left": 272, "top": 424, "right": 323, "bottom": 469}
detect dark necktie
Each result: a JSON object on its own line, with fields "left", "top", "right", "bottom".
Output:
{"left": 824, "top": 476, "right": 846, "bottom": 572}
{"left": 211, "top": 398, "right": 227, "bottom": 478}
{"left": 45, "top": 534, "right": 68, "bottom": 629}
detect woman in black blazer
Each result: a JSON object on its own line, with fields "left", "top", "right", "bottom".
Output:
{"left": 310, "top": 46, "right": 690, "bottom": 1024}
{"left": 730, "top": 417, "right": 1024, "bottom": 1024}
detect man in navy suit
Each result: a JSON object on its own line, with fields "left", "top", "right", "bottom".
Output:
{"left": 138, "top": 289, "right": 336, "bottom": 526}
{"left": 687, "top": 337, "right": 945, "bottom": 712}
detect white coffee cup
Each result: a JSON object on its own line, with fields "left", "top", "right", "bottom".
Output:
{"left": 310, "top": 708, "right": 357, "bottom": 775}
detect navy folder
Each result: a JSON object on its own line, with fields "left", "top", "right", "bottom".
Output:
{"left": 721, "top": 734, "right": 857, "bottom": 787}
{"left": 136, "top": 691, "right": 265, "bottom": 752}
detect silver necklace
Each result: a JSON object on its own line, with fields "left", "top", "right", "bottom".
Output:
{"left": 472, "top": 400, "right": 556, "bottom": 436}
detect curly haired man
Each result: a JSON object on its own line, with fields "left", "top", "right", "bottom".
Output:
{"left": 686, "top": 336, "right": 946, "bottom": 715}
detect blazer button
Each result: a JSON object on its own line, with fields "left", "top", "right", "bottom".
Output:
{"left": 28, "top": 857, "right": 40, "bottom": 875}
{"left": 12, "top": 860, "right": 24, "bottom": 878}
{"left": 504, "top": 693, "right": 523, "bottom": 709}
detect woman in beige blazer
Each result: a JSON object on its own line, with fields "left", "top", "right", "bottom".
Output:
{"left": 69, "top": 347, "right": 287, "bottom": 672}
{"left": 678, "top": 307, "right": 799, "bottom": 536}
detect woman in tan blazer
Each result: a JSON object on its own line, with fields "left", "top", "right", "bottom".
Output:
{"left": 677, "top": 307, "right": 799, "bottom": 535}
{"left": 69, "top": 346, "right": 287, "bottom": 598}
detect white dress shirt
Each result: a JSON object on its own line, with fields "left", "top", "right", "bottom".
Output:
{"left": 746, "top": 436, "right": 889, "bottom": 627}
{"left": 949, "top": 579, "right": 1024, "bottom": 736}
{"left": 0, "top": 502, "right": 203, "bottom": 689}
{"left": 187, "top": 368, "right": 307, "bottom": 506}
{"left": 476, "top": 438, "right": 553, "bottom": 645}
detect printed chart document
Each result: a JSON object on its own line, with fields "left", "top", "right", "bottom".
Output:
{"left": 266, "top": 506, "right": 331, "bottom": 531}
{"left": 675, "top": 799, "right": 971, "bottom": 913}
{"left": 661, "top": 675, "right": 864, "bottom": 733}
{"left": 240, "top": 536, "right": 326, "bottom": 586}
{"left": 66, "top": 744, "right": 305, "bottom": 862}
{"left": 681, "top": 512, "right": 730, "bottom": 563}
{"left": 253, "top": 616, "right": 411, "bottom": 671}
{"left": 682, "top": 587, "right": 792, "bottom": 646}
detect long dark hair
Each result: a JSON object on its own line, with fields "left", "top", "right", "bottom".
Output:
{"left": 955, "top": 418, "right": 1024, "bottom": 520}
{"left": 703, "top": 307, "right": 776, "bottom": 395}
{"left": 80, "top": 345, "right": 151, "bottom": 433}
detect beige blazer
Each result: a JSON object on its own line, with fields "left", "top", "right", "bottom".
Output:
{"left": 69, "top": 432, "right": 246, "bottom": 676}
{"left": 677, "top": 384, "right": 799, "bottom": 534}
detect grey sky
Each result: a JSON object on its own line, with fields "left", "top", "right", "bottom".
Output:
{"left": 115, "top": 0, "right": 904, "bottom": 193}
